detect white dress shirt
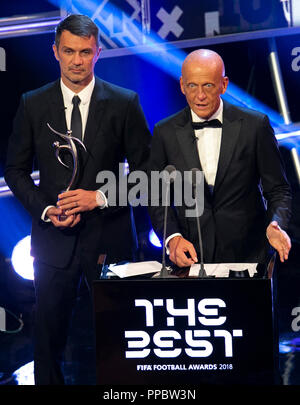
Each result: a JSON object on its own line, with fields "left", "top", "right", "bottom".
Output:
{"left": 60, "top": 77, "right": 95, "bottom": 140}
{"left": 165, "top": 100, "right": 223, "bottom": 251}
{"left": 192, "top": 99, "right": 223, "bottom": 190}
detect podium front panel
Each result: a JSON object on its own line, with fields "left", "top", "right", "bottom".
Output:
{"left": 93, "top": 278, "right": 275, "bottom": 385}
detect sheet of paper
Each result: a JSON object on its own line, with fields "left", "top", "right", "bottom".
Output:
{"left": 108, "top": 261, "right": 162, "bottom": 278}
{"left": 108, "top": 261, "right": 258, "bottom": 278}
{"left": 190, "top": 263, "right": 258, "bottom": 278}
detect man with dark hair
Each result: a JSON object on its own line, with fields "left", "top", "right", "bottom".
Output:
{"left": 54, "top": 13, "right": 100, "bottom": 48}
{"left": 5, "top": 14, "right": 151, "bottom": 385}
{"left": 148, "top": 49, "right": 291, "bottom": 269}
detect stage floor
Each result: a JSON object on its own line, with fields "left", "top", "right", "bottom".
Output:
{"left": 0, "top": 285, "right": 96, "bottom": 386}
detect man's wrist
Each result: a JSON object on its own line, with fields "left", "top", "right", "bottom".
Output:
{"left": 165, "top": 233, "right": 182, "bottom": 254}
{"left": 41, "top": 205, "right": 55, "bottom": 222}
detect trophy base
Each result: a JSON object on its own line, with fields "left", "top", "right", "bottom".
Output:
{"left": 57, "top": 212, "right": 68, "bottom": 222}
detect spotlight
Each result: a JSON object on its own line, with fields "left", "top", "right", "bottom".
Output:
{"left": 149, "top": 229, "right": 162, "bottom": 248}
{"left": 11, "top": 236, "right": 34, "bottom": 281}
{"left": 13, "top": 361, "right": 34, "bottom": 385}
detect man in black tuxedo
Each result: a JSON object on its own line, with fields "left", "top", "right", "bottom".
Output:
{"left": 5, "top": 14, "right": 151, "bottom": 384}
{"left": 148, "top": 49, "right": 291, "bottom": 269}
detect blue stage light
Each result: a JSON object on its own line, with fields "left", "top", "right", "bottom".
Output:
{"left": 48, "top": 0, "right": 300, "bottom": 139}
{"left": 11, "top": 236, "right": 34, "bottom": 281}
{"left": 13, "top": 361, "right": 34, "bottom": 385}
{"left": 149, "top": 229, "right": 162, "bottom": 248}
{"left": 224, "top": 82, "right": 286, "bottom": 129}
{"left": 279, "top": 339, "right": 300, "bottom": 354}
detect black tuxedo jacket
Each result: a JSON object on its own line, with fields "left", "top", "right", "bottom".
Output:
{"left": 148, "top": 100, "right": 292, "bottom": 264}
{"left": 5, "top": 77, "right": 151, "bottom": 268}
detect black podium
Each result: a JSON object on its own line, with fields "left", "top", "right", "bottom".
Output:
{"left": 93, "top": 264, "right": 277, "bottom": 385}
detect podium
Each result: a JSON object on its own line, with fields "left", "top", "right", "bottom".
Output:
{"left": 92, "top": 261, "right": 277, "bottom": 385}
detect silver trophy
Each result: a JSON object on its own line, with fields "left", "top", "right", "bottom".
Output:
{"left": 47, "top": 123, "right": 87, "bottom": 221}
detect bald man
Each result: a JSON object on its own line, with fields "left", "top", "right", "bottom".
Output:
{"left": 148, "top": 49, "right": 291, "bottom": 269}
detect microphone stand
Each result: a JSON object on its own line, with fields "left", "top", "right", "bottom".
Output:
{"left": 191, "top": 169, "right": 207, "bottom": 278}
{"left": 159, "top": 186, "right": 172, "bottom": 278}
{"left": 195, "top": 206, "right": 207, "bottom": 278}
{"left": 158, "top": 166, "right": 178, "bottom": 278}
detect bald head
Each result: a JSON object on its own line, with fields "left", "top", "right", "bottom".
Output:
{"left": 182, "top": 49, "right": 226, "bottom": 77}
{"left": 180, "top": 49, "right": 228, "bottom": 119}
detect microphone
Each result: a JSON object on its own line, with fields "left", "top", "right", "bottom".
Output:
{"left": 191, "top": 168, "right": 207, "bottom": 278}
{"left": 159, "top": 165, "right": 178, "bottom": 278}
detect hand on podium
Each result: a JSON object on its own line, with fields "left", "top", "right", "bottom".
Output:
{"left": 168, "top": 235, "right": 198, "bottom": 268}
{"left": 266, "top": 220, "right": 291, "bottom": 262}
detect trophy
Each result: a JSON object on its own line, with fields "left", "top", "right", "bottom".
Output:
{"left": 47, "top": 123, "right": 87, "bottom": 221}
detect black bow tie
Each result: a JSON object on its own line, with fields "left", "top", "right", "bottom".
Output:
{"left": 191, "top": 119, "right": 222, "bottom": 130}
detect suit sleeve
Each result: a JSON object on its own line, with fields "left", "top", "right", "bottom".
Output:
{"left": 123, "top": 93, "right": 151, "bottom": 173}
{"left": 4, "top": 94, "right": 51, "bottom": 221}
{"left": 257, "top": 115, "right": 292, "bottom": 230}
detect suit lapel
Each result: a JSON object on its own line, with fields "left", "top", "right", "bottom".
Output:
{"left": 176, "top": 109, "right": 201, "bottom": 171}
{"left": 83, "top": 78, "right": 106, "bottom": 158}
{"left": 47, "top": 80, "right": 67, "bottom": 135}
{"left": 176, "top": 107, "right": 212, "bottom": 201}
{"left": 214, "top": 101, "right": 242, "bottom": 193}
